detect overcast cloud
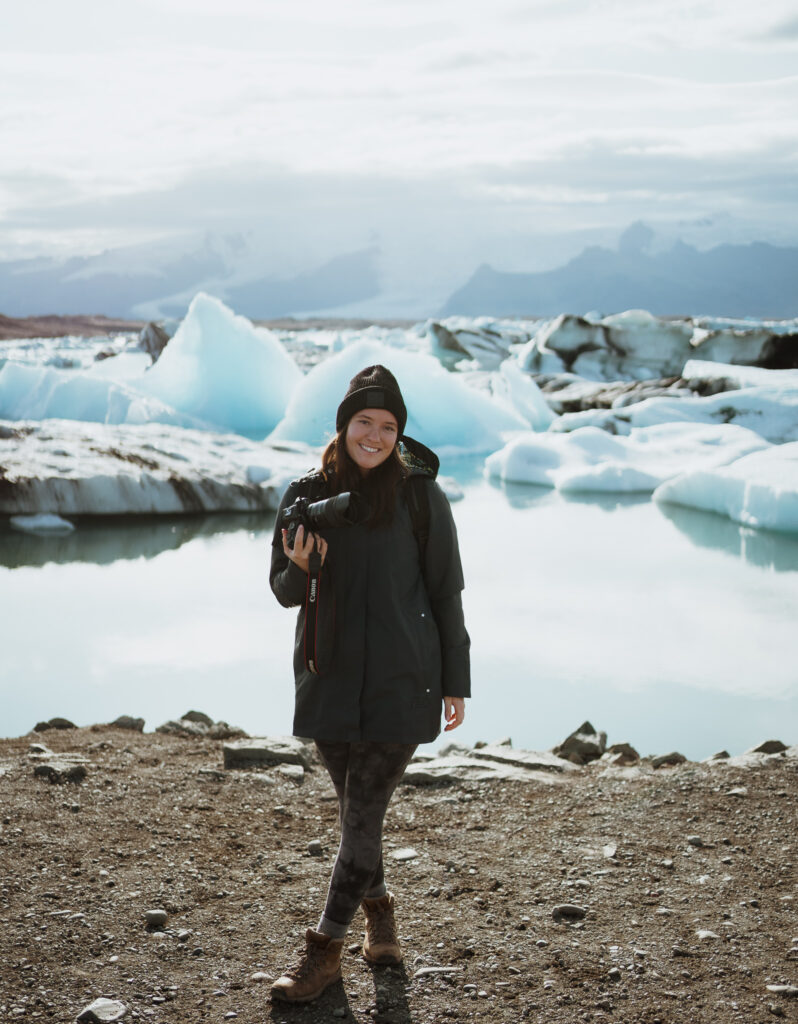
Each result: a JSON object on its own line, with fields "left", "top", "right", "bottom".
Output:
{"left": 2, "top": 0, "right": 797, "bottom": 294}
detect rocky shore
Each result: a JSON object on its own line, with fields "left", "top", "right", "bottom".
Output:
{"left": 1, "top": 715, "right": 796, "bottom": 1024}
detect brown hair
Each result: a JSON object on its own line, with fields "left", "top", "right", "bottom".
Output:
{"left": 321, "top": 426, "right": 407, "bottom": 528}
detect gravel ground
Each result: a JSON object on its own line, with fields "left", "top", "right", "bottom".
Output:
{"left": 1, "top": 726, "right": 796, "bottom": 1024}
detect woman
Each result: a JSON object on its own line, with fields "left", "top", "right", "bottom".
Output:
{"left": 269, "top": 364, "right": 471, "bottom": 1003}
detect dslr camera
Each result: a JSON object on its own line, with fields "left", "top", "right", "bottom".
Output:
{"left": 282, "top": 491, "right": 367, "bottom": 548}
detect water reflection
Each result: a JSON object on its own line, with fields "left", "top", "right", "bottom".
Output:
{"left": 486, "top": 475, "right": 651, "bottom": 513}
{"left": 658, "top": 503, "right": 798, "bottom": 573}
{"left": 0, "top": 512, "right": 275, "bottom": 568}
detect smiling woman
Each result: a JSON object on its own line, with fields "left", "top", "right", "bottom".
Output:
{"left": 267, "top": 363, "right": 470, "bottom": 1003}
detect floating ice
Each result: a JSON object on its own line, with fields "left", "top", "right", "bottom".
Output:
{"left": 269, "top": 339, "right": 527, "bottom": 453}
{"left": 0, "top": 361, "right": 208, "bottom": 429}
{"left": 553, "top": 384, "right": 798, "bottom": 444}
{"left": 682, "top": 359, "right": 798, "bottom": 389}
{"left": 654, "top": 443, "right": 798, "bottom": 534}
{"left": 485, "top": 422, "right": 769, "bottom": 493}
{"left": 138, "top": 293, "right": 301, "bottom": 435}
{"left": 0, "top": 420, "right": 315, "bottom": 516}
{"left": 490, "top": 360, "right": 556, "bottom": 432}
{"left": 10, "top": 513, "right": 75, "bottom": 535}
{"left": 517, "top": 310, "right": 794, "bottom": 381}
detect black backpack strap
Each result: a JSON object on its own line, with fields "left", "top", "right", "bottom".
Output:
{"left": 405, "top": 475, "right": 432, "bottom": 575}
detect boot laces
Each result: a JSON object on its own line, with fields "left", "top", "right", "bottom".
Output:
{"left": 285, "top": 940, "right": 327, "bottom": 980}
{"left": 368, "top": 905, "right": 398, "bottom": 946}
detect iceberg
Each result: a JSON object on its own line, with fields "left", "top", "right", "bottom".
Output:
{"left": 653, "top": 443, "right": 798, "bottom": 535}
{"left": 138, "top": 293, "right": 301, "bottom": 435}
{"left": 485, "top": 422, "right": 769, "bottom": 493}
{"left": 0, "top": 360, "right": 210, "bottom": 429}
{"left": 269, "top": 339, "right": 527, "bottom": 452}
{"left": 0, "top": 420, "right": 315, "bottom": 516}
{"left": 552, "top": 383, "right": 798, "bottom": 444}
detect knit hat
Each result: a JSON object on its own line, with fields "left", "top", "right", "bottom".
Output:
{"left": 335, "top": 364, "right": 408, "bottom": 436}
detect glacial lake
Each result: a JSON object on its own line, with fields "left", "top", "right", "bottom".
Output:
{"left": 2, "top": 467, "right": 797, "bottom": 759}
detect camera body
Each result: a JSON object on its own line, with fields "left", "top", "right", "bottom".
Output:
{"left": 282, "top": 491, "right": 366, "bottom": 548}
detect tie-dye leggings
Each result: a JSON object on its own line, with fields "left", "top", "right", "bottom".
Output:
{"left": 315, "top": 741, "right": 417, "bottom": 936}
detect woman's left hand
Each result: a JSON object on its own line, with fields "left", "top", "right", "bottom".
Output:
{"left": 443, "top": 697, "right": 465, "bottom": 731}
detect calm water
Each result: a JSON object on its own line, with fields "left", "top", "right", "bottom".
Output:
{"left": 1, "top": 473, "right": 797, "bottom": 759}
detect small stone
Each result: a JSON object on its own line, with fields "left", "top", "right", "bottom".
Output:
{"left": 552, "top": 904, "right": 587, "bottom": 922}
{"left": 333, "top": 1010, "right": 347, "bottom": 1019}
{"left": 413, "top": 966, "right": 464, "bottom": 978}
{"left": 145, "top": 909, "right": 168, "bottom": 929}
{"left": 602, "top": 844, "right": 617, "bottom": 859}
{"left": 687, "top": 835, "right": 705, "bottom": 847}
{"left": 769, "top": 1004, "right": 786, "bottom": 1017}
{"left": 767, "top": 985, "right": 798, "bottom": 997}
{"left": 671, "top": 944, "right": 692, "bottom": 957}
{"left": 662, "top": 859, "right": 674, "bottom": 869}
{"left": 608, "top": 967, "right": 622, "bottom": 981}
{"left": 76, "top": 998, "right": 128, "bottom": 1022}
{"left": 177, "top": 929, "right": 191, "bottom": 942}
{"left": 307, "top": 839, "right": 323, "bottom": 857}
{"left": 708, "top": 750, "right": 730, "bottom": 760}
{"left": 391, "top": 847, "right": 419, "bottom": 862}
{"left": 249, "top": 971, "right": 272, "bottom": 983}
{"left": 652, "top": 751, "right": 687, "bottom": 769}
{"left": 727, "top": 787, "right": 748, "bottom": 797}
{"left": 696, "top": 930, "right": 720, "bottom": 940}
{"left": 536, "top": 939, "right": 549, "bottom": 948}
{"left": 223, "top": 1014, "right": 237, "bottom": 1020}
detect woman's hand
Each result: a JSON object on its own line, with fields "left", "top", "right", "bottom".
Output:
{"left": 282, "top": 525, "right": 328, "bottom": 575}
{"left": 443, "top": 696, "right": 465, "bottom": 732}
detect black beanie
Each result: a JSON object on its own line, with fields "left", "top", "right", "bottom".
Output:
{"left": 335, "top": 364, "right": 408, "bottom": 436}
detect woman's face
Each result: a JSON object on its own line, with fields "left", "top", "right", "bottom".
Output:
{"left": 345, "top": 408, "right": 399, "bottom": 473}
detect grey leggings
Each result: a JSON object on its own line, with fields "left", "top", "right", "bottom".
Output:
{"left": 315, "top": 741, "right": 417, "bottom": 936}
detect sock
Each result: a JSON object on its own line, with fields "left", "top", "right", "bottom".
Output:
{"left": 317, "top": 914, "right": 348, "bottom": 939}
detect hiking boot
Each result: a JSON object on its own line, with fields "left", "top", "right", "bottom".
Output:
{"left": 362, "top": 892, "right": 402, "bottom": 965}
{"left": 270, "top": 928, "right": 345, "bottom": 1003}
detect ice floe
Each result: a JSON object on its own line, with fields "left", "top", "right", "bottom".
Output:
{"left": 0, "top": 420, "right": 315, "bottom": 516}
{"left": 485, "top": 422, "right": 769, "bottom": 493}
{"left": 654, "top": 443, "right": 798, "bottom": 534}
{"left": 518, "top": 310, "right": 798, "bottom": 381}
{"left": 269, "top": 338, "right": 528, "bottom": 452}
{"left": 552, "top": 383, "right": 798, "bottom": 444}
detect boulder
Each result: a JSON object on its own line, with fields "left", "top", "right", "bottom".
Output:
{"left": 554, "top": 721, "right": 607, "bottom": 764}
{"left": 223, "top": 736, "right": 313, "bottom": 771}
{"left": 108, "top": 715, "right": 145, "bottom": 732}
{"left": 401, "top": 754, "right": 564, "bottom": 786}
{"left": 156, "top": 712, "right": 246, "bottom": 740}
{"left": 33, "top": 755, "right": 89, "bottom": 783}
{"left": 468, "top": 745, "right": 579, "bottom": 774}
{"left": 652, "top": 751, "right": 688, "bottom": 769}
{"left": 748, "top": 739, "right": 788, "bottom": 755}
{"left": 138, "top": 322, "right": 171, "bottom": 363}
{"left": 33, "top": 717, "right": 76, "bottom": 732}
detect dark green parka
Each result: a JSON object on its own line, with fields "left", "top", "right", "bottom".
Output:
{"left": 269, "top": 469, "right": 471, "bottom": 744}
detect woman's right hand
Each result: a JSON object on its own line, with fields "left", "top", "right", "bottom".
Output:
{"left": 282, "top": 525, "right": 328, "bottom": 574}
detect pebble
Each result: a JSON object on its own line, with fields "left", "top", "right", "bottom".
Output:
{"left": 177, "top": 929, "right": 191, "bottom": 942}
{"left": 767, "top": 985, "right": 798, "bottom": 997}
{"left": 307, "top": 839, "right": 323, "bottom": 856}
{"left": 608, "top": 967, "right": 622, "bottom": 981}
{"left": 249, "top": 972, "right": 272, "bottom": 983}
{"left": 661, "top": 859, "right": 674, "bottom": 870}
{"left": 333, "top": 1009, "right": 347, "bottom": 1019}
{"left": 552, "top": 904, "right": 587, "bottom": 922}
{"left": 76, "top": 998, "right": 129, "bottom": 1022}
{"left": 413, "top": 966, "right": 464, "bottom": 979}
{"left": 144, "top": 909, "right": 168, "bottom": 929}
{"left": 686, "top": 835, "right": 705, "bottom": 847}
{"left": 727, "top": 787, "right": 748, "bottom": 797}
{"left": 391, "top": 847, "right": 419, "bottom": 862}
{"left": 696, "top": 930, "right": 720, "bottom": 940}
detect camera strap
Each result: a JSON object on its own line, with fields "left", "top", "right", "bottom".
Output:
{"left": 303, "top": 540, "right": 328, "bottom": 675}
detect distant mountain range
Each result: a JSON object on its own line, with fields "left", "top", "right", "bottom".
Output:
{"left": 0, "top": 222, "right": 796, "bottom": 320}
{"left": 442, "top": 225, "right": 798, "bottom": 319}
{"left": 0, "top": 236, "right": 380, "bottom": 320}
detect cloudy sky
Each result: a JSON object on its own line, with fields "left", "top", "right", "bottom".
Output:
{"left": 2, "top": 0, "right": 797, "bottom": 306}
